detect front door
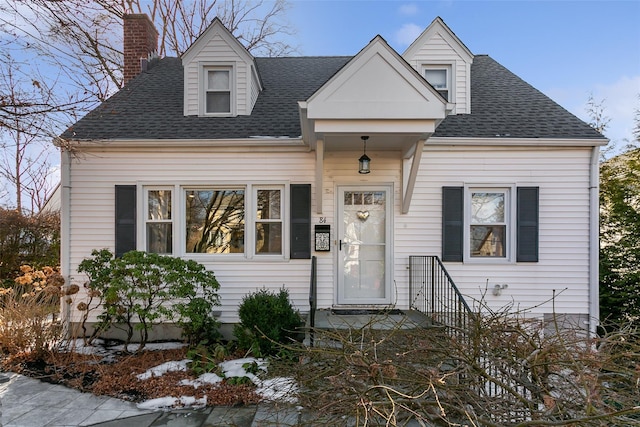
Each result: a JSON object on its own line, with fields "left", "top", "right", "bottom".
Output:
{"left": 337, "top": 185, "right": 392, "bottom": 305}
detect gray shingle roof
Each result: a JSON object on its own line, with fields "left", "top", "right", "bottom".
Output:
{"left": 433, "top": 55, "right": 603, "bottom": 139}
{"left": 61, "top": 55, "right": 603, "bottom": 141}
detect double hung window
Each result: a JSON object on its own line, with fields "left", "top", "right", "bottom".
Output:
{"left": 424, "top": 66, "right": 451, "bottom": 101}
{"left": 145, "top": 188, "right": 173, "bottom": 254}
{"left": 255, "top": 188, "right": 283, "bottom": 255}
{"left": 442, "top": 186, "right": 538, "bottom": 263}
{"left": 205, "top": 68, "right": 231, "bottom": 114}
{"left": 469, "top": 190, "right": 508, "bottom": 258}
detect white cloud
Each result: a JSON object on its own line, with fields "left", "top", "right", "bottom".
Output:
{"left": 398, "top": 4, "right": 419, "bottom": 16}
{"left": 394, "top": 23, "right": 423, "bottom": 47}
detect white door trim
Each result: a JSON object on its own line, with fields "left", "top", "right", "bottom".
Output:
{"left": 336, "top": 184, "right": 393, "bottom": 305}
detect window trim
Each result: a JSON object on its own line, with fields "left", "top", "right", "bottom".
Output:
{"left": 253, "top": 185, "right": 286, "bottom": 258}
{"left": 137, "top": 182, "right": 294, "bottom": 261}
{"left": 199, "top": 62, "right": 236, "bottom": 117}
{"left": 463, "top": 184, "right": 516, "bottom": 263}
{"left": 182, "top": 185, "right": 247, "bottom": 259}
{"left": 422, "top": 63, "right": 453, "bottom": 102}
{"left": 143, "top": 186, "right": 175, "bottom": 255}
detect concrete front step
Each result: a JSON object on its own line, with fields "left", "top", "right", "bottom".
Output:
{"left": 310, "top": 308, "right": 432, "bottom": 330}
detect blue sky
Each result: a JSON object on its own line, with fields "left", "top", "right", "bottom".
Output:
{"left": 285, "top": 0, "right": 640, "bottom": 148}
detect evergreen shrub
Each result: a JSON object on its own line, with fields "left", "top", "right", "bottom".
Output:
{"left": 234, "top": 287, "right": 303, "bottom": 356}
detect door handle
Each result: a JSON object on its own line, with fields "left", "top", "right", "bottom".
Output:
{"left": 339, "top": 240, "right": 343, "bottom": 250}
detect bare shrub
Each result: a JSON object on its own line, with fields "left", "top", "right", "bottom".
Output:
{"left": 283, "top": 304, "right": 640, "bottom": 426}
{"left": 0, "top": 265, "right": 65, "bottom": 357}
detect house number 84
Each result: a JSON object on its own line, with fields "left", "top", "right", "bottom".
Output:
{"left": 319, "top": 217, "right": 326, "bottom": 223}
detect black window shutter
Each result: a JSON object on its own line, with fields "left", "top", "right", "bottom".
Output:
{"left": 290, "top": 184, "right": 311, "bottom": 259}
{"left": 115, "top": 185, "right": 136, "bottom": 257}
{"left": 517, "top": 187, "right": 539, "bottom": 262}
{"left": 442, "top": 186, "right": 464, "bottom": 262}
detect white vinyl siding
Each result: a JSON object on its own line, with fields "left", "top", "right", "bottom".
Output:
{"left": 395, "top": 146, "right": 591, "bottom": 317}
{"left": 405, "top": 32, "right": 472, "bottom": 114}
{"left": 66, "top": 148, "right": 314, "bottom": 324}
{"left": 66, "top": 143, "right": 592, "bottom": 324}
{"left": 183, "top": 32, "right": 254, "bottom": 116}
{"left": 249, "top": 66, "right": 260, "bottom": 113}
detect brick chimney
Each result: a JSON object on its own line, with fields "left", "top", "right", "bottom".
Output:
{"left": 123, "top": 14, "right": 158, "bottom": 85}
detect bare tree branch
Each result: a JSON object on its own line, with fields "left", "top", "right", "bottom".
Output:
{"left": 0, "top": 0, "right": 296, "bottom": 209}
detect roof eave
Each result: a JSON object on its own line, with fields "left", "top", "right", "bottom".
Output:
{"left": 57, "top": 137, "right": 307, "bottom": 150}
{"left": 427, "top": 136, "right": 609, "bottom": 147}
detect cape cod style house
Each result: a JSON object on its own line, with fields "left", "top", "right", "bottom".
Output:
{"left": 57, "top": 15, "right": 607, "bottom": 336}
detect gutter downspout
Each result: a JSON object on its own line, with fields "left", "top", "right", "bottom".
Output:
{"left": 60, "top": 148, "right": 72, "bottom": 337}
{"left": 588, "top": 146, "right": 600, "bottom": 337}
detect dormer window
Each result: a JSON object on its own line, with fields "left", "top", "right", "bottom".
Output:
{"left": 199, "top": 64, "right": 235, "bottom": 116}
{"left": 183, "top": 19, "right": 261, "bottom": 117}
{"left": 206, "top": 68, "right": 231, "bottom": 113}
{"left": 423, "top": 65, "right": 451, "bottom": 101}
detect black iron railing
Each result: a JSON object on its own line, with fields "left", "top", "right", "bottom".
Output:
{"left": 308, "top": 255, "right": 317, "bottom": 347}
{"left": 409, "top": 255, "right": 534, "bottom": 414}
{"left": 409, "top": 255, "right": 472, "bottom": 333}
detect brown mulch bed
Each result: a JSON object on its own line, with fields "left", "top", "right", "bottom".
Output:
{"left": 1, "top": 346, "right": 261, "bottom": 407}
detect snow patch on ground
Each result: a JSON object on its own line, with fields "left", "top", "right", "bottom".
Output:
{"left": 257, "top": 377, "right": 299, "bottom": 403}
{"left": 136, "top": 359, "right": 191, "bottom": 380}
{"left": 137, "top": 395, "right": 207, "bottom": 410}
{"left": 219, "top": 357, "right": 266, "bottom": 380}
{"left": 179, "top": 372, "right": 223, "bottom": 388}
{"left": 136, "top": 355, "right": 298, "bottom": 409}
{"left": 59, "top": 338, "right": 298, "bottom": 410}
{"left": 60, "top": 339, "right": 186, "bottom": 356}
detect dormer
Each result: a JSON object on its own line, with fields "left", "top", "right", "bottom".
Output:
{"left": 181, "top": 18, "right": 262, "bottom": 117}
{"left": 403, "top": 17, "right": 474, "bottom": 114}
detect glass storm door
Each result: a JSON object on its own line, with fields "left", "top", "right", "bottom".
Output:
{"left": 337, "top": 186, "right": 392, "bottom": 305}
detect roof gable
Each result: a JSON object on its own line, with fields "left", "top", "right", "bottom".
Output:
{"left": 181, "top": 17, "right": 261, "bottom": 117}
{"left": 402, "top": 17, "right": 474, "bottom": 115}
{"left": 306, "top": 36, "right": 448, "bottom": 120}
{"left": 181, "top": 17, "right": 254, "bottom": 64}
{"left": 403, "top": 16, "right": 473, "bottom": 62}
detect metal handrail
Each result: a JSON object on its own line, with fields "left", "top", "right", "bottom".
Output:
{"left": 409, "top": 255, "right": 472, "bottom": 332}
{"left": 308, "top": 255, "right": 317, "bottom": 346}
{"left": 409, "top": 256, "right": 537, "bottom": 409}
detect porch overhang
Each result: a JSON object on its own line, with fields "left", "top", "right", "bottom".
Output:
{"left": 297, "top": 35, "right": 450, "bottom": 215}
{"left": 299, "top": 106, "right": 436, "bottom": 215}
{"left": 313, "top": 119, "right": 436, "bottom": 139}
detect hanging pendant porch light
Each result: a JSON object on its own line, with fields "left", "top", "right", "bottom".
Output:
{"left": 358, "top": 136, "right": 371, "bottom": 174}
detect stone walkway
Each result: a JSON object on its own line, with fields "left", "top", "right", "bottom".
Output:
{"left": 0, "top": 372, "right": 304, "bottom": 427}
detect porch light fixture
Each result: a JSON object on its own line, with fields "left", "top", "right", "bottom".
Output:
{"left": 358, "top": 136, "right": 371, "bottom": 174}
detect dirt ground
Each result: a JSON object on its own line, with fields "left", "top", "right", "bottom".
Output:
{"left": 2, "top": 345, "right": 262, "bottom": 407}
